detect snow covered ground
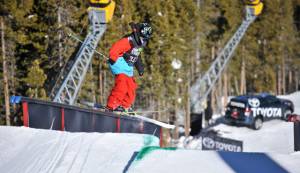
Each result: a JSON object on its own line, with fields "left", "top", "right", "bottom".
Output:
{"left": 0, "top": 92, "right": 299, "bottom": 173}
{"left": 177, "top": 119, "right": 295, "bottom": 153}
{"left": 128, "top": 148, "right": 300, "bottom": 173}
{"left": 1, "top": 125, "right": 299, "bottom": 173}
{"left": 206, "top": 120, "right": 294, "bottom": 153}
{"left": 0, "top": 126, "right": 159, "bottom": 173}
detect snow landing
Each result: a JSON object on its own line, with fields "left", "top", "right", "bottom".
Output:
{"left": 0, "top": 126, "right": 159, "bottom": 173}
{"left": 1, "top": 125, "right": 299, "bottom": 173}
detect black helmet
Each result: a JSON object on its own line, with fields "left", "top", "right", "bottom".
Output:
{"left": 129, "top": 22, "right": 152, "bottom": 46}
{"left": 138, "top": 23, "right": 152, "bottom": 39}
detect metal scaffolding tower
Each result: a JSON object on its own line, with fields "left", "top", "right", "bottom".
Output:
{"left": 52, "top": 10, "right": 106, "bottom": 105}
{"left": 190, "top": 11, "right": 257, "bottom": 113}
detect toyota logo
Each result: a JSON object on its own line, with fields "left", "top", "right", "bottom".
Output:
{"left": 248, "top": 98, "right": 260, "bottom": 108}
{"left": 202, "top": 137, "right": 215, "bottom": 149}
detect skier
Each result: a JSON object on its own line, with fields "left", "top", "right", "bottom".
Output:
{"left": 106, "top": 22, "right": 153, "bottom": 112}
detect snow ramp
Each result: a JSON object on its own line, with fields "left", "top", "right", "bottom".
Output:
{"left": 0, "top": 126, "right": 158, "bottom": 173}
{"left": 1, "top": 126, "right": 300, "bottom": 173}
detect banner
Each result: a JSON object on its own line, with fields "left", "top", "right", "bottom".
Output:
{"left": 201, "top": 132, "right": 243, "bottom": 152}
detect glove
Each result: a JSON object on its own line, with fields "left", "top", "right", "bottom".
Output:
{"left": 138, "top": 71, "right": 144, "bottom": 76}
{"left": 108, "top": 58, "right": 115, "bottom": 65}
{"left": 134, "top": 57, "right": 144, "bottom": 76}
{"left": 123, "top": 53, "right": 138, "bottom": 66}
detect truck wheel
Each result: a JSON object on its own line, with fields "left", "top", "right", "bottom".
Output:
{"left": 252, "top": 117, "right": 263, "bottom": 130}
{"left": 283, "top": 110, "right": 292, "bottom": 121}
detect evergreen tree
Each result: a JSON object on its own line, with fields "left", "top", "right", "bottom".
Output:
{"left": 23, "top": 59, "right": 47, "bottom": 98}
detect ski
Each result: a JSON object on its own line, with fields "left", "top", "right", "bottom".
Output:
{"left": 127, "top": 114, "right": 175, "bottom": 129}
{"left": 80, "top": 100, "right": 175, "bottom": 129}
{"left": 113, "top": 111, "right": 175, "bottom": 129}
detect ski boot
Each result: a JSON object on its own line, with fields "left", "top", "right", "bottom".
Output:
{"left": 126, "top": 107, "right": 137, "bottom": 116}
{"left": 111, "top": 106, "right": 136, "bottom": 116}
{"left": 108, "top": 106, "right": 127, "bottom": 115}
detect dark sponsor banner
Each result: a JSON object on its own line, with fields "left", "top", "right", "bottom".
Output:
{"left": 27, "top": 101, "right": 62, "bottom": 130}
{"left": 294, "top": 122, "right": 300, "bottom": 151}
{"left": 120, "top": 117, "right": 144, "bottom": 134}
{"left": 63, "top": 108, "right": 118, "bottom": 133}
{"left": 19, "top": 97, "right": 161, "bottom": 138}
{"left": 201, "top": 132, "right": 243, "bottom": 152}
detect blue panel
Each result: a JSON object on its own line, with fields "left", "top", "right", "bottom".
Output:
{"left": 218, "top": 152, "right": 289, "bottom": 173}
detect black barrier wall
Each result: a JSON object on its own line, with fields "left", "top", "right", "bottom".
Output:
{"left": 295, "top": 122, "right": 300, "bottom": 151}
{"left": 201, "top": 131, "right": 243, "bottom": 152}
{"left": 20, "top": 97, "right": 162, "bottom": 139}
{"left": 27, "top": 101, "right": 62, "bottom": 130}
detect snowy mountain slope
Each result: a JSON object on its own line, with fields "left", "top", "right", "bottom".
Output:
{"left": 0, "top": 126, "right": 159, "bottom": 173}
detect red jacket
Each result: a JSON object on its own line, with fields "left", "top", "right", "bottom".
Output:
{"left": 109, "top": 38, "right": 132, "bottom": 62}
{"left": 109, "top": 36, "right": 145, "bottom": 76}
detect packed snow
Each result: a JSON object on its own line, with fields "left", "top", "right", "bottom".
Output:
{"left": 128, "top": 148, "right": 300, "bottom": 173}
{"left": 218, "top": 120, "right": 293, "bottom": 153}
{"left": 0, "top": 126, "right": 159, "bottom": 173}
{"left": 0, "top": 92, "right": 299, "bottom": 172}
